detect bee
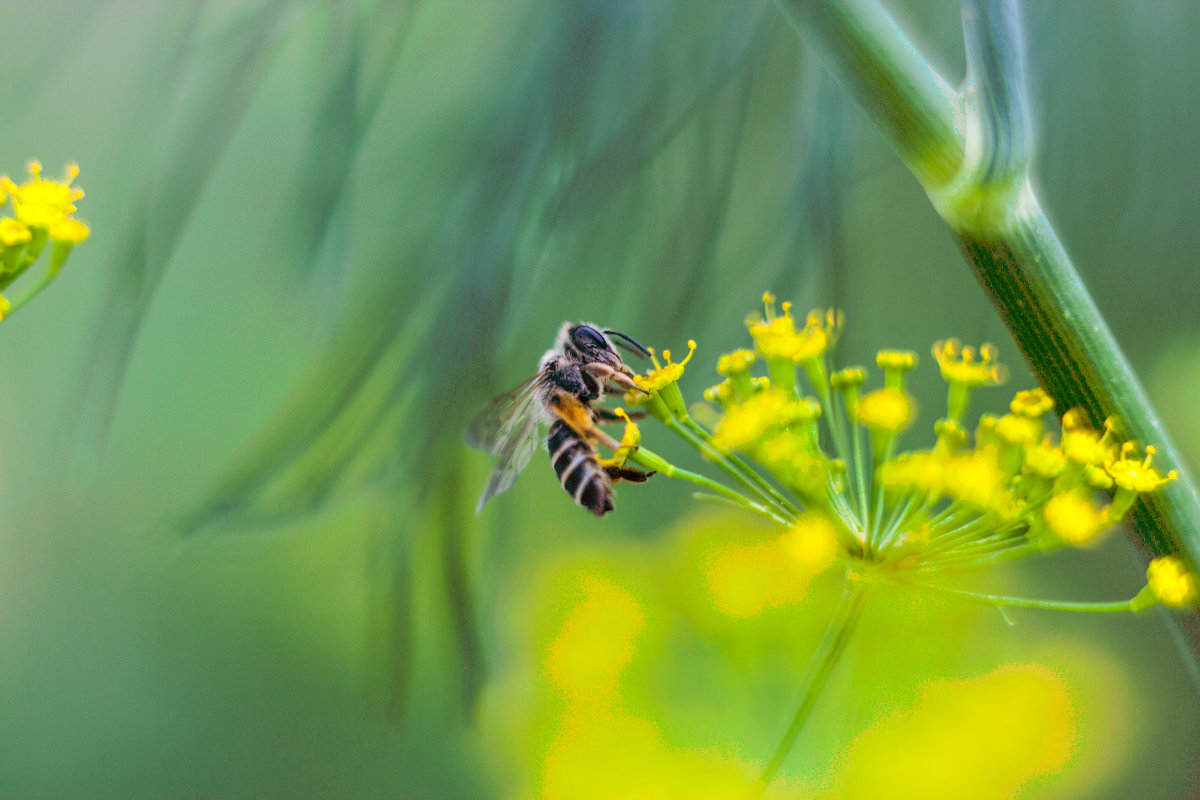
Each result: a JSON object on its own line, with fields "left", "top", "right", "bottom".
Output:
{"left": 467, "top": 322, "right": 655, "bottom": 516}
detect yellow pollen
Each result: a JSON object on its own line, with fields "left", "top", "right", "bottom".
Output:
{"left": 599, "top": 408, "right": 641, "bottom": 468}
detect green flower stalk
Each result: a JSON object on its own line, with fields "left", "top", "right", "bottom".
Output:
{"left": 600, "top": 293, "right": 1196, "bottom": 785}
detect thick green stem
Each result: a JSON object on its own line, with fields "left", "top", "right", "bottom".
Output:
{"left": 759, "top": 578, "right": 867, "bottom": 786}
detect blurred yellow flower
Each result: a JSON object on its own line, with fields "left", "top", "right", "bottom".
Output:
{"left": 1146, "top": 556, "right": 1198, "bottom": 608}
{"left": 832, "top": 665, "right": 1075, "bottom": 800}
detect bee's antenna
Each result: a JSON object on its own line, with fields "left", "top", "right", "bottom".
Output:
{"left": 604, "top": 329, "right": 651, "bottom": 359}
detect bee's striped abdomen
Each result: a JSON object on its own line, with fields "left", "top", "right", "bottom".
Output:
{"left": 546, "top": 420, "right": 614, "bottom": 516}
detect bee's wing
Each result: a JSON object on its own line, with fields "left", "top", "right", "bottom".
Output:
{"left": 466, "top": 376, "right": 544, "bottom": 512}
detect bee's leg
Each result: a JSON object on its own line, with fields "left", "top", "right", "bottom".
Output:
{"left": 594, "top": 407, "right": 647, "bottom": 425}
{"left": 585, "top": 363, "right": 647, "bottom": 395}
{"left": 604, "top": 465, "right": 655, "bottom": 484}
{"left": 549, "top": 393, "right": 621, "bottom": 450}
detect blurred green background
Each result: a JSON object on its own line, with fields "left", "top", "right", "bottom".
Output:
{"left": 1, "top": 1, "right": 1198, "bottom": 797}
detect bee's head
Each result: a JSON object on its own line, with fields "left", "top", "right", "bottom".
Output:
{"left": 561, "top": 323, "right": 651, "bottom": 367}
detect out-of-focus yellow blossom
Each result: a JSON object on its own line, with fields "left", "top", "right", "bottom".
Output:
{"left": 856, "top": 387, "right": 914, "bottom": 433}
{"left": 832, "top": 665, "right": 1075, "bottom": 800}
{"left": 0, "top": 218, "right": 31, "bottom": 247}
{"left": 542, "top": 575, "right": 645, "bottom": 697}
{"left": 712, "top": 389, "right": 820, "bottom": 451}
{"left": 780, "top": 513, "right": 838, "bottom": 574}
{"left": 1146, "top": 556, "right": 1197, "bottom": 608}
{"left": 1043, "top": 491, "right": 1108, "bottom": 545}
{"left": 1011, "top": 387, "right": 1054, "bottom": 418}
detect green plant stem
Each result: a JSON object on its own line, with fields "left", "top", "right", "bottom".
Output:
{"left": 665, "top": 417, "right": 798, "bottom": 520}
{"left": 901, "top": 578, "right": 1155, "bottom": 614}
{"left": 774, "top": 0, "right": 1200, "bottom": 666}
{"left": 759, "top": 578, "right": 867, "bottom": 786}
{"left": 772, "top": 0, "right": 964, "bottom": 190}
{"left": 5, "top": 269, "right": 59, "bottom": 317}
{"left": 628, "top": 446, "right": 788, "bottom": 526}
{"left": 680, "top": 416, "right": 802, "bottom": 517}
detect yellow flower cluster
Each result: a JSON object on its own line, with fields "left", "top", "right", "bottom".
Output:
{"left": 0, "top": 160, "right": 90, "bottom": 317}
{"left": 614, "top": 294, "right": 1195, "bottom": 617}
{"left": 0, "top": 161, "right": 89, "bottom": 246}
{"left": 687, "top": 297, "right": 1183, "bottom": 580}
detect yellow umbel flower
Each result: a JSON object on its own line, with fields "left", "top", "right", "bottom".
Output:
{"left": 0, "top": 160, "right": 84, "bottom": 229}
{"left": 1146, "top": 556, "right": 1198, "bottom": 608}
{"left": 631, "top": 294, "right": 1183, "bottom": 618}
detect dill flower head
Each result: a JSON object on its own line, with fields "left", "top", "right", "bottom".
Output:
{"left": 1, "top": 160, "right": 87, "bottom": 235}
{"left": 0, "top": 159, "right": 91, "bottom": 317}
{"left": 621, "top": 293, "right": 1191, "bottom": 610}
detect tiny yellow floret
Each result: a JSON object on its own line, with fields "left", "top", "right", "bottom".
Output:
{"left": 633, "top": 341, "right": 696, "bottom": 394}
{"left": 48, "top": 217, "right": 90, "bottom": 244}
{"left": 0, "top": 218, "right": 31, "bottom": 247}
{"left": 1043, "top": 492, "right": 1108, "bottom": 545}
{"left": 1106, "top": 443, "right": 1178, "bottom": 493}
{"left": 1147, "top": 556, "right": 1198, "bottom": 608}
{"left": 1010, "top": 388, "right": 1054, "bottom": 418}
{"left": 856, "top": 387, "right": 914, "bottom": 432}
{"left": 830, "top": 366, "right": 866, "bottom": 390}
{"left": 932, "top": 338, "right": 1007, "bottom": 387}
{"left": 713, "top": 390, "right": 820, "bottom": 450}
{"left": 716, "top": 349, "right": 755, "bottom": 376}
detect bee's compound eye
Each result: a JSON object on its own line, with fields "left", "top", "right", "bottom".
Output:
{"left": 571, "top": 325, "right": 609, "bottom": 352}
